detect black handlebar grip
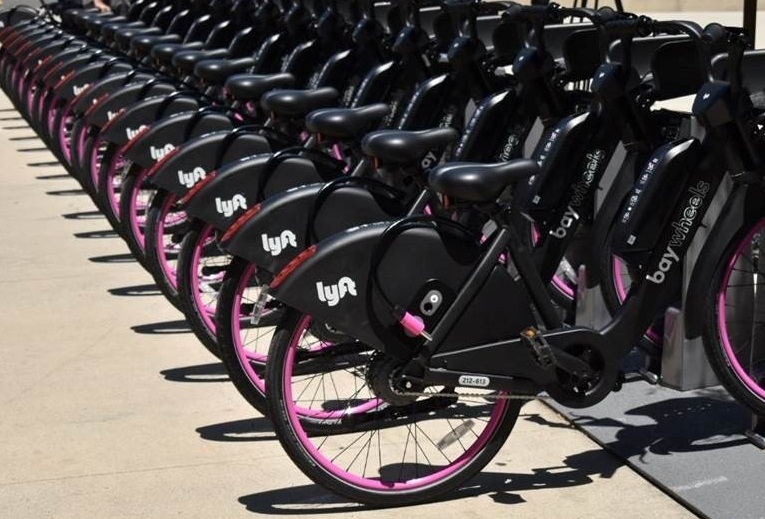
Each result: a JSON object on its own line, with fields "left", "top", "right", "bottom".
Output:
{"left": 603, "top": 15, "right": 652, "bottom": 37}
{"left": 503, "top": 2, "right": 562, "bottom": 23}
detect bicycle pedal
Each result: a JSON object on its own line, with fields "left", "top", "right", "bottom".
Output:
{"left": 520, "top": 327, "right": 556, "bottom": 370}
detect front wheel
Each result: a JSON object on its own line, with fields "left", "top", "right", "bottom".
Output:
{"left": 265, "top": 309, "right": 522, "bottom": 506}
{"left": 704, "top": 215, "right": 765, "bottom": 415}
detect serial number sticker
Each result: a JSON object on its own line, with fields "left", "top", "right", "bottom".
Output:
{"left": 458, "top": 375, "right": 490, "bottom": 388}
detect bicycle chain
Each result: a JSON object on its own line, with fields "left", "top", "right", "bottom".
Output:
{"left": 395, "top": 390, "right": 549, "bottom": 401}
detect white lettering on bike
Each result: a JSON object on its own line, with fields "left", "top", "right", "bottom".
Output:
{"left": 646, "top": 181, "right": 711, "bottom": 284}
{"left": 316, "top": 277, "right": 357, "bottom": 307}
{"left": 215, "top": 194, "right": 247, "bottom": 217}
{"left": 261, "top": 230, "right": 297, "bottom": 256}
{"left": 72, "top": 83, "right": 90, "bottom": 96}
{"left": 149, "top": 143, "right": 175, "bottom": 161}
{"left": 126, "top": 125, "right": 148, "bottom": 140}
{"left": 177, "top": 167, "right": 206, "bottom": 188}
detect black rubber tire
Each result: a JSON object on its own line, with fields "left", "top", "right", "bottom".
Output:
{"left": 143, "top": 189, "right": 185, "bottom": 311}
{"left": 703, "top": 219, "right": 765, "bottom": 416}
{"left": 176, "top": 220, "right": 223, "bottom": 359}
{"left": 81, "top": 129, "right": 105, "bottom": 204}
{"left": 216, "top": 256, "right": 278, "bottom": 414}
{"left": 265, "top": 308, "right": 523, "bottom": 507}
{"left": 118, "top": 165, "right": 151, "bottom": 267}
{"left": 97, "top": 142, "right": 125, "bottom": 235}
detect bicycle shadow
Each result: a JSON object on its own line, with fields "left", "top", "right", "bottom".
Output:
{"left": 237, "top": 447, "right": 620, "bottom": 514}
{"left": 74, "top": 229, "right": 119, "bottom": 239}
{"left": 131, "top": 320, "right": 190, "bottom": 335}
{"left": 108, "top": 284, "right": 161, "bottom": 297}
{"left": 36, "top": 173, "right": 69, "bottom": 180}
{"left": 46, "top": 188, "right": 86, "bottom": 196}
{"left": 63, "top": 210, "right": 103, "bottom": 220}
{"left": 161, "top": 362, "right": 229, "bottom": 383}
{"left": 196, "top": 417, "right": 275, "bottom": 443}
{"left": 564, "top": 394, "right": 751, "bottom": 462}
{"left": 91, "top": 253, "right": 136, "bottom": 264}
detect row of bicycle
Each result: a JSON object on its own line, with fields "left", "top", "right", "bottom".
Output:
{"left": 3, "top": 0, "right": 765, "bottom": 506}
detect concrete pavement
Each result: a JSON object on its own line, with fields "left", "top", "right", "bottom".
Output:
{"left": 0, "top": 98, "right": 700, "bottom": 518}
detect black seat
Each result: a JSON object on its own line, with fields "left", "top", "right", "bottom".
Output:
{"left": 261, "top": 88, "right": 339, "bottom": 118}
{"left": 362, "top": 128, "right": 459, "bottom": 164}
{"left": 114, "top": 26, "right": 161, "bottom": 49}
{"left": 429, "top": 159, "right": 540, "bottom": 202}
{"left": 151, "top": 41, "right": 203, "bottom": 65}
{"left": 131, "top": 33, "right": 181, "bottom": 55}
{"left": 85, "top": 15, "right": 128, "bottom": 33}
{"left": 173, "top": 48, "right": 229, "bottom": 74}
{"left": 225, "top": 73, "right": 296, "bottom": 101}
{"left": 194, "top": 57, "right": 255, "bottom": 84}
{"left": 306, "top": 104, "right": 390, "bottom": 140}
{"left": 103, "top": 20, "right": 146, "bottom": 40}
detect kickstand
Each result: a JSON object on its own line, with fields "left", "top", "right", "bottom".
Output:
{"left": 745, "top": 413, "right": 765, "bottom": 449}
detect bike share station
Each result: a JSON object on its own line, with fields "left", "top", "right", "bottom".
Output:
{"left": 6, "top": 0, "right": 765, "bottom": 513}
{"left": 545, "top": 4, "right": 765, "bottom": 518}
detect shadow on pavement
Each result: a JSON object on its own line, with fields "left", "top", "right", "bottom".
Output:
{"left": 197, "top": 417, "right": 275, "bottom": 443}
{"left": 567, "top": 396, "right": 750, "bottom": 461}
{"left": 238, "top": 447, "right": 626, "bottom": 514}
{"left": 161, "top": 362, "right": 229, "bottom": 383}
{"left": 63, "top": 210, "right": 103, "bottom": 220}
{"left": 46, "top": 188, "right": 86, "bottom": 196}
{"left": 36, "top": 173, "right": 69, "bottom": 180}
{"left": 74, "top": 229, "right": 119, "bottom": 239}
{"left": 28, "top": 161, "right": 60, "bottom": 167}
{"left": 131, "top": 320, "right": 190, "bottom": 335}
{"left": 10, "top": 135, "right": 40, "bottom": 141}
{"left": 90, "top": 253, "right": 136, "bottom": 264}
{"left": 108, "top": 283, "right": 161, "bottom": 297}
{"left": 17, "top": 146, "right": 49, "bottom": 152}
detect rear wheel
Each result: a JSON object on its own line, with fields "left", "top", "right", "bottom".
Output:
{"left": 704, "top": 216, "right": 765, "bottom": 415}
{"left": 266, "top": 310, "right": 522, "bottom": 506}
{"left": 144, "top": 189, "right": 189, "bottom": 311}
{"left": 118, "top": 165, "right": 153, "bottom": 267}
{"left": 177, "top": 222, "right": 229, "bottom": 358}
{"left": 216, "top": 257, "right": 283, "bottom": 413}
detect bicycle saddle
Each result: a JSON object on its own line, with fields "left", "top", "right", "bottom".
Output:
{"left": 151, "top": 42, "right": 203, "bottom": 65}
{"left": 194, "top": 57, "right": 255, "bottom": 84}
{"left": 261, "top": 87, "right": 339, "bottom": 118}
{"left": 306, "top": 104, "right": 390, "bottom": 140}
{"left": 104, "top": 21, "right": 148, "bottom": 40}
{"left": 429, "top": 159, "right": 539, "bottom": 202}
{"left": 131, "top": 34, "right": 182, "bottom": 54}
{"left": 86, "top": 16, "right": 128, "bottom": 32}
{"left": 225, "top": 73, "right": 296, "bottom": 101}
{"left": 173, "top": 48, "right": 229, "bottom": 73}
{"left": 114, "top": 26, "right": 162, "bottom": 48}
{"left": 362, "top": 128, "right": 458, "bottom": 164}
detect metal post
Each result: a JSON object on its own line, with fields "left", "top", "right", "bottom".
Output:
{"left": 744, "top": 0, "right": 758, "bottom": 39}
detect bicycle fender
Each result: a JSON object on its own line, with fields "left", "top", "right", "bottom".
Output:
{"left": 271, "top": 220, "right": 525, "bottom": 361}
{"left": 182, "top": 154, "right": 273, "bottom": 229}
{"left": 222, "top": 181, "right": 404, "bottom": 274}
{"left": 684, "top": 183, "right": 765, "bottom": 339}
{"left": 56, "top": 61, "right": 131, "bottom": 103}
{"left": 71, "top": 71, "right": 146, "bottom": 115}
{"left": 122, "top": 111, "right": 234, "bottom": 169}
{"left": 100, "top": 95, "right": 200, "bottom": 147}
{"left": 150, "top": 131, "right": 271, "bottom": 197}
{"left": 83, "top": 81, "right": 176, "bottom": 128}
{"left": 221, "top": 183, "right": 323, "bottom": 270}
